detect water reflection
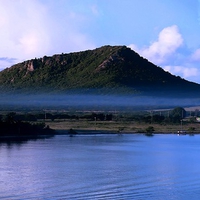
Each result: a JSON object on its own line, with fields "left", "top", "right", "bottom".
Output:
{"left": 0, "top": 135, "right": 55, "bottom": 147}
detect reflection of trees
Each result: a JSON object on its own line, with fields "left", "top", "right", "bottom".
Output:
{"left": 0, "top": 135, "right": 55, "bottom": 147}
{"left": 0, "top": 138, "right": 29, "bottom": 148}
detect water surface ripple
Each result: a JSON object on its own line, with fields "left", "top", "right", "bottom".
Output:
{"left": 1, "top": 134, "right": 200, "bottom": 199}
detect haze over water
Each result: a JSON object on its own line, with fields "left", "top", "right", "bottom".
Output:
{"left": 1, "top": 134, "right": 200, "bottom": 199}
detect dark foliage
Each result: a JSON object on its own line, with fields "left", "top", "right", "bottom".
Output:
{"left": 0, "top": 113, "right": 54, "bottom": 137}
{"left": 145, "top": 126, "right": 155, "bottom": 133}
{"left": 0, "top": 45, "right": 199, "bottom": 96}
{"left": 171, "top": 107, "right": 186, "bottom": 119}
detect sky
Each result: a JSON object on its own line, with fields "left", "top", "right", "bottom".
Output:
{"left": 0, "top": 0, "right": 200, "bottom": 83}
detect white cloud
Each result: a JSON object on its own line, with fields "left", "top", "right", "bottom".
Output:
{"left": 191, "top": 48, "right": 200, "bottom": 61}
{"left": 129, "top": 25, "right": 183, "bottom": 65}
{"left": 0, "top": 0, "right": 95, "bottom": 69}
{"left": 0, "top": 1, "right": 50, "bottom": 60}
{"left": 164, "top": 65, "right": 199, "bottom": 78}
{"left": 129, "top": 26, "right": 200, "bottom": 83}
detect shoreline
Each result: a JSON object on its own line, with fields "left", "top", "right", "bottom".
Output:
{"left": 1, "top": 120, "right": 199, "bottom": 142}
{"left": 0, "top": 129, "right": 197, "bottom": 143}
{"left": 54, "top": 129, "right": 197, "bottom": 135}
{"left": 46, "top": 120, "right": 200, "bottom": 135}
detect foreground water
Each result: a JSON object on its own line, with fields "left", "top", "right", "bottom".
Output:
{"left": 1, "top": 133, "right": 200, "bottom": 200}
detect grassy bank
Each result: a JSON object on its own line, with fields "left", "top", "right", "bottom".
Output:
{"left": 46, "top": 119, "right": 200, "bottom": 134}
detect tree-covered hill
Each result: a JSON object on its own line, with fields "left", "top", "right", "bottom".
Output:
{"left": 0, "top": 45, "right": 199, "bottom": 96}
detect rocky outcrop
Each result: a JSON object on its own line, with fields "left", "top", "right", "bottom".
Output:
{"left": 96, "top": 54, "right": 124, "bottom": 72}
{"left": 27, "top": 61, "right": 35, "bottom": 72}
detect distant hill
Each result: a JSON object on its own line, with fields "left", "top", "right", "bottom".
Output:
{"left": 0, "top": 45, "right": 200, "bottom": 96}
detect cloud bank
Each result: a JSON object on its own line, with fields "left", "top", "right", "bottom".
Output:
{"left": 129, "top": 25, "right": 183, "bottom": 65}
{"left": 164, "top": 66, "right": 198, "bottom": 78}
{"left": 129, "top": 25, "right": 200, "bottom": 83}
{"left": 143, "top": 26, "right": 183, "bottom": 64}
{"left": 0, "top": 0, "right": 95, "bottom": 70}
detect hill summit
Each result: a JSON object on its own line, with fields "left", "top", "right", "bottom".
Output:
{"left": 0, "top": 45, "right": 199, "bottom": 96}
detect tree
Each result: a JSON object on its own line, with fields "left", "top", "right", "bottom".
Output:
{"left": 146, "top": 126, "right": 155, "bottom": 133}
{"left": 188, "top": 127, "right": 195, "bottom": 133}
{"left": 152, "top": 115, "right": 165, "bottom": 123}
{"left": 105, "top": 114, "right": 112, "bottom": 121}
{"left": 171, "top": 107, "right": 186, "bottom": 122}
{"left": 2, "top": 112, "right": 16, "bottom": 123}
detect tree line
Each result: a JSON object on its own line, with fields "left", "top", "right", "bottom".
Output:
{"left": 0, "top": 107, "right": 195, "bottom": 125}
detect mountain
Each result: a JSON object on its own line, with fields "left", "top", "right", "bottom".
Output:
{"left": 0, "top": 45, "right": 200, "bottom": 96}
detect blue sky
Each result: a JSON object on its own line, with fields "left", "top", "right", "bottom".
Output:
{"left": 0, "top": 0, "right": 200, "bottom": 83}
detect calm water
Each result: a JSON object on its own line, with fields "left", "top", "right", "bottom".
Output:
{"left": 1, "top": 134, "right": 200, "bottom": 200}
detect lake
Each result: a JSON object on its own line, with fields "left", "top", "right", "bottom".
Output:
{"left": 1, "top": 133, "right": 200, "bottom": 200}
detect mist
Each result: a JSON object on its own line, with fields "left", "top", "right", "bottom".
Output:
{"left": 0, "top": 93, "right": 200, "bottom": 111}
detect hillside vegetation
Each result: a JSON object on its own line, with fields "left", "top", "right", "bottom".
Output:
{"left": 0, "top": 45, "right": 199, "bottom": 96}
